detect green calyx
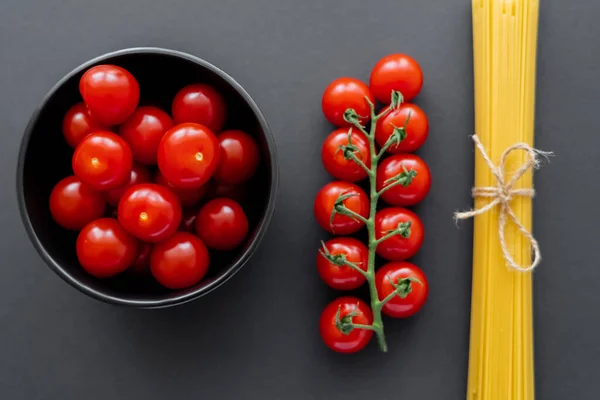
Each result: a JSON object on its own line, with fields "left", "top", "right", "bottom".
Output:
{"left": 384, "top": 163, "right": 418, "bottom": 187}
{"left": 335, "top": 305, "right": 359, "bottom": 335}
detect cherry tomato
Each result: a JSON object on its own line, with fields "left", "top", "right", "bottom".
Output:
{"left": 321, "top": 128, "right": 370, "bottom": 182}
{"left": 49, "top": 176, "right": 106, "bottom": 230}
{"left": 370, "top": 54, "right": 423, "bottom": 103}
{"left": 317, "top": 237, "right": 368, "bottom": 290}
{"left": 157, "top": 123, "right": 220, "bottom": 189}
{"left": 376, "top": 261, "right": 428, "bottom": 318}
{"left": 62, "top": 102, "right": 106, "bottom": 148}
{"left": 376, "top": 154, "right": 431, "bottom": 206}
{"left": 119, "top": 106, "right": 173, "bottom": 165}
{"left": 179, "top": 208, "right": 198, "bottom": 232}
{"left": 150, "top": 232, "right": 210, "bottom": 289}
{"left": 105, "top": 163, "right": 151, "bottom": 207}
{"left": 130, "top": 243, "right": 152, "bottom": 275}
{"left": 205, "top": 180, "right": 247, "bottom": 204}
{"left": 375, "top": 103, "right": 429, "bottom": 153}
{"left": 319, "top": 297, "right": 373, "bottom": 354}
{"left": 155, "top": 170, "right": 207, "bottom": 207}
{"left": 79, "top": 64, "right": 140, "bottom": 125}
{"left": 171, "top": 84, "right": 226, "bottom": 132}
{"left": 195, "top": 198, "right": 249, "bottom": 250}
{"left": 375, "top": 207, "right": 424, "bottom": 261}
{"left": 322, "top": 77, "right": 375, "bottom": 127}
{"left": 72, "top": 131, "right": 133, "bottom": 190}
{"left": 213, "top": 130, "right": 260, "bottom": 185}
{"left": 314, "top": 181, "right": 369, "bottom": 235}
{"left": 118, "top": 183, "right": 182, "bottom": 243}
{"left": 76, "top": 218, "right": 138, "bottom": 278}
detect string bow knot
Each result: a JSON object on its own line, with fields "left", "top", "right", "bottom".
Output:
{"left": 455, "top": 135, "right": 552, "bottom": 272}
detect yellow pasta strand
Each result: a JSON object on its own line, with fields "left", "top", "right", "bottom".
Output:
{"left": 467, "top": 1, "right": 539, "bottom": 399}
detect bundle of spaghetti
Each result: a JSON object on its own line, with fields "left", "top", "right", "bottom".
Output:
{"left": 467, "top": 0, "right": 539, "bottom": 399}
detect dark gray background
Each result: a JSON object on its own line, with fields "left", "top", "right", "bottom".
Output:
{"left": 0, "top": 0, "right": 597, "bottom": 399}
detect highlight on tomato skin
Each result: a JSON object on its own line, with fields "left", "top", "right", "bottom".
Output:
{"left": 195, "top": 198, "right": 249, "bottom": 251}
{"left": 62, "top": 102, "right": 107, "bottom": 148}
{"left": 171, "top": 83, "right": 227, "bottom": 133}
{"left": 49, "top": 176, "right": 106, "bottom": 231}
{"left": 76, "top": 218, "right": 139, "bottom": 279}
{"left": 72, "top": 131, "right": 133, "bottom": 191}
{"left": 119, "top": 106, "right": 173, "bottom": 165}
{"left": 117, "top": 183, "right": 182, "bottom": 243}
{"left": 213, "top": 130, "right": 260, "bottom": 185}
{"left": 157, "top": 122, "right": 221, "bottom": 189}
{"left": 319, "top": 297, "right": 374, "bottom": 354}
{"left": 369, "top": 53, "right": 423, "bottom": 103}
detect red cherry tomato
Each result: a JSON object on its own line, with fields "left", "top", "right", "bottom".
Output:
{"left": 76, "top": 218, "right": 138, "bottom": 278}
{"left": 171, "top": 84, "right": 226, "bottom": 132}
{"left": 62, "top": 102, "right": 106, "bottom": 148}
{"left": 376, "top": 154, "right": 431, "bottom": 206}
{"left": 319, "top": 297, "right": 373, "bottom": 354}
{"left": 195, "top": 198, "right": 249, "bottom": 251}
{"left": 155, "top": 170, "right": 207, "bottom": 207}
{"left": 49, "top": 176, "right": 106, "bottom": 230}
{"left": 72, "top": 131, "right": 133, "bottom": 190}
{"left": 118, "top": 183, "right": 182, "bottom": 243}
{"left": 157, "top": 123, "right": 220, "bottom": 189}
{"left": 314, "top": 181, "right": 369, "bottom": 235}
{"left": 119, "top": 106, "right": 173, "bottom": 165}
{"left": 213, "top": 130, "right": 260, "bottom": 185}
{"left": 79, "top": 64, "right": 140, "bottom": 125}
{"left": 130, "top": 243, "right": 152, "bottom": 275}
{"left": 322, "top": 78, "right": 375, "bottom": 127}
{"left": 205, "top": 180, "right": 247, "bottom": 204}
{"left": 317, "top": 237, "right": 368, "bottom": 290}
{"left": 179, "top": 208, "right": 198, "bottom": 232}
{"left": 150, "top": 232, "right": 210, "bottom": 289}
{"left": 105, "top": 163, "right": 151, "bottom": 207}
{"left": 375, "top": 103, "right": 429, "bottom": 153}
{"left": 375, "top": 261, "right": 428, "bottom": 318}
{"left": 321, "top": 128, "right": 370, "bottom": 182}
{"left": 375, "top": 207, "right": 424, "bottom": 261}
{"left": 370, "top": 54, "right": 423, "bottom": 103}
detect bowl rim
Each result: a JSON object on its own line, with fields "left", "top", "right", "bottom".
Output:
{"left": 16, "top": 47, "right": 279, "bottom": 308}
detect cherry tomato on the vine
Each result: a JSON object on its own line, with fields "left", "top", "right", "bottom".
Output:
{"left": 317, "top": 237, "right": 368, "bottom": 290}
{"left": 319, "top": 297, "right": 373, "bottom": 354}
{"left": 105, "top": 163, "right": 152, "bottom": 207}
{"left": 119, "top": 106, "right": 173, "bottom": 165}
{"left": 375, "top": 207, "right": 424, "bottom": 261}
{"left": 195, "top": 198, "right": 249, "bottom": 251}
{"left": 157, "top": 123, "right": 220, "bottom": 189}
{"left": 314, "top": 181, "right": 369, "bottom": 235}
{"left": 376, "top": 261, "right": 428, "bottom": 318}
{"left": 375, "top": 103, "right": 429, "bottom": 153}
{"left": 213, "top": 130, "right": 260, "bottom": 185}
{"left": 49, "top": 176, "right": 106, "bottom": 230}
{"left": 150, "top": 232, "right": 210, "bottom": 289}
{"left": 76, "top": 218, "right": 138, "bottom": 278}
{"left": 118, "top": 183, "right": 182, "bottom": 243}
{"left": 62, "top": 102, "right": 106, "bottom": 148}
{"left": 322, "top": 77, "right": 375, "bottom": 127}
{"left": 370, "top": 54, "right": 423, "bottom": 103}
{"left": 321, "top": 128, "right": 370, "bottom": 182}
{"left": 79, "top": 65, "right": 140, "bottom": 125}
{"left": 155, "top": 170, "right": 207, "bottom": 207}
{"left": 72, "top": 131, "right": 133, "bottom": 191}
{"left": 171, "top": 84, "right": 226, "bottom": 133}
{"left": 376, "top": 154, "right": 431, "bottom": 206}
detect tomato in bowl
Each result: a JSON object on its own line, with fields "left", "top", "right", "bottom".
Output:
{"left": 16, "top": 47, "right": 278, "bottom": 308}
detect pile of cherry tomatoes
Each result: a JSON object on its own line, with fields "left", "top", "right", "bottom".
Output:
{"left": 315, "top": 54, "right": 431, "bottom": 353}
{"left": 49, "top": 64, "right": 260, "bottom": 290}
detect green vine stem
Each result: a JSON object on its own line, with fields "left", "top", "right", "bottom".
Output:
{"left": 328, "top": 91, "right": 415, "bottom": 352}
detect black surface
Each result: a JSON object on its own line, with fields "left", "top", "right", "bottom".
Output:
{"left": 17, "top": 48, "right": 278, "bottom": 307}
{"left": 0, "top": 0, "right": 598, "bottom": 399}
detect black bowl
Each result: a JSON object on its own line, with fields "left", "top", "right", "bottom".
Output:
{"left": 16, "top": 47, "right": 278, "bottom": 308}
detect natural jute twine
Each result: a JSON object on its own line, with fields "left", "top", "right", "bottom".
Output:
{"left": 455, "top": 135, "right": 552, "bottom": 272}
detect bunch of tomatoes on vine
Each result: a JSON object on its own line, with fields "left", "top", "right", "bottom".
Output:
{"left": 50, "top": 64, "right": 260, "bottom": 290}
{"left": 315, "top": 54, "right": 431, "bottom": 353}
